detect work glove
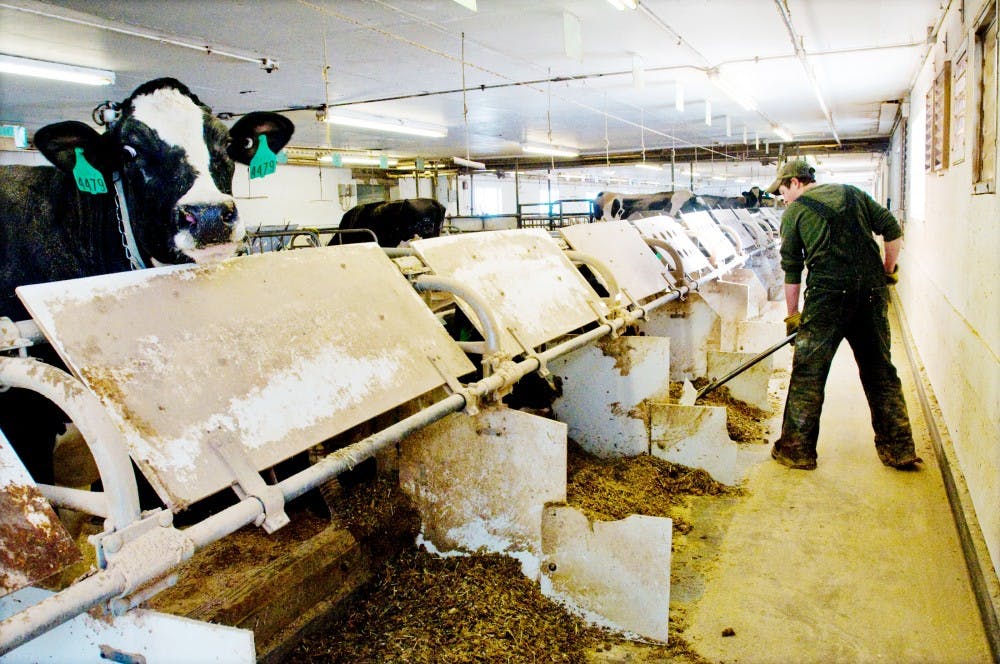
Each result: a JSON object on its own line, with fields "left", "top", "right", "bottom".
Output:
{"left": 885, "top": 264, "right": 899, "bottom": 285}
{"left": 784, "top": 312, "right": 801, "bottom": 336}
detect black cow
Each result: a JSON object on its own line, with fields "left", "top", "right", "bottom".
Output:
{"left": 593, "top": 190, "right": 706, "bottom": 221}
{"left": 699, "top": 194, "right": 748, "bottom": 209}
{"left": 741, "top": 186, "right": 764, "bottom": 208}
{"left": 331, "top": 198, "right": 446, "bottom": 247}
{"left": 0, "top": 78, "right": 294, "bottom": 485}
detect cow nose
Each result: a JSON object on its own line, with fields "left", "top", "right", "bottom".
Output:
{"left": 175, "top": 201, "right": 238, "bottom": 244}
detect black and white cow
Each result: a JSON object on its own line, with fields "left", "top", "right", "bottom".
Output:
{"left": 0, "top": 77, "right": 294, "bottom": 485}
{"left": 593, "top": 190, "right": 706, "bottom": 221}
{"left": 331, "top": 198, "right": 446, "bottom": 247}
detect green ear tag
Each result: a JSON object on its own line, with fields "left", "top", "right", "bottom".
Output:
{"left": 249, "top": 135, "right": 277, "bottom": 180}
{"left": 72, "top": 147, "right": 107, "bottom": 194}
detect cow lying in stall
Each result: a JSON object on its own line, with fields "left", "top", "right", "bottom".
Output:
{"left": 331, "top": 197, "right": 447, "bottom": 247}
{"left": 0, "top": 77, "right": 294, "bottom": 487}
{"left": 592, "top": 189, "right": 706, "bottom": 221}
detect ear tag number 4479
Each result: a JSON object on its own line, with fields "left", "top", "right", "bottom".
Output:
{"left": 249, "top": 135, "right": 277, "bottom": 180}
{"left": 73, "top": 147, "right": 108, "bottom": 194}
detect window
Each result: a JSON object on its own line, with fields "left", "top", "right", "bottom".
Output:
{"left": 951, "top": 45, "right": 968, "bottom": 164}
{"left": 926, "top": 61, "right": 952, "bottom": 172}
{"left": 473, "top": 185, "right": 502, "bottom": 215}
{"left": 973, "top": 5, "right": 998, "bottom": 193}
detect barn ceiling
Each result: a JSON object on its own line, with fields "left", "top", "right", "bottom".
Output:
{"left": 0, "top": 0, "right": 945, "bottom": 191}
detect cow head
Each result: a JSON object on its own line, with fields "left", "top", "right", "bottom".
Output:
{"left": 33, "top": 78, "right": 294, "bottom": 266}
{"left": 406, "top": 199, "right": 446, "bottom": 241}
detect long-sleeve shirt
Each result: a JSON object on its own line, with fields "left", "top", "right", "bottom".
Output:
{"left": 780, "top": 183, "right": 902, "bottom": 287}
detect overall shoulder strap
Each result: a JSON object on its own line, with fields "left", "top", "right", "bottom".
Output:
{"left": 795, "top": 194, "right": 839, "bottom": 221}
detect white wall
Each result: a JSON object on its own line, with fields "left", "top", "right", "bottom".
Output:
{"left": 230, "top": 163, "right": 354, "bottom": 229}
{"left": 899, "top": 0, "right": 999, "bottom": 575}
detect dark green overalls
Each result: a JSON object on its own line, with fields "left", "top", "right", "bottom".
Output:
{"left": 775, "top": 184, "right": 916, "bottom": 466}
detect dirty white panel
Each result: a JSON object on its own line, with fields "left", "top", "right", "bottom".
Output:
{"left": 559, "top": 221, "right": 672, "bottom": 303}
{"left": 17, "top": 246, "right": 475, "bottom": 509}
{"left": 0, "top": 432, "right": 80, "bottom": 598}
{"left": 550, "top": 335, "right": 671, "bottom": 457}
{"left": 541, "top": 506, "right": 671, "bottom": 642}
{"left": 0, "top": 587, "right": 254, "bottom": 662}
{"left": 679, "top": 211, "right": 740, "bottom": 268}
{"left": 399, "top": 407, "right": 566, "bottom": 576}
{"left": 638, "top": 296, "right": 719, "bottom": 380}
{"left": 706, "top": 350, "right": 774, "bottom": 414}
{"left": 411, "top": 229, "right": 608, "bottom": 354}
{"left": 649, "top": 403, "right": 739, "bottom": 485}
{"left": 629, "top": 215, "right": 713, "bottom": 275}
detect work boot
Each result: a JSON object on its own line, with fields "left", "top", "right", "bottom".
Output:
{"left": 877, "top": 448, "right": 923, "bottom": 470}
{"left": 770, "top": 444, "right": 817, "bottom": 470}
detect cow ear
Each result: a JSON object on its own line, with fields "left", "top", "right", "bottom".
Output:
{"left": 33, "top": 121, "right": 114, "bottom": 174}
{"left": 227, "top": 112, "right": 295, "bottom": 164}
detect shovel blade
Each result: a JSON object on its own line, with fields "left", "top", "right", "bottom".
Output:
{"left": 680, "top": 379, "right": 698, "bottom": 406}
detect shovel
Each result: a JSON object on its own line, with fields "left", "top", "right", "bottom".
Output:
{"left": 680, "top": 333, "right": 797, "bottom": 405}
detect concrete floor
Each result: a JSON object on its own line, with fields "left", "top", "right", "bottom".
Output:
{"left": 675, "top": 306, "right": 994, "bottom": 663}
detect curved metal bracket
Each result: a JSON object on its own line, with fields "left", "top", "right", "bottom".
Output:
{"left": 0, "top": 357, "right": 141, "bottom": 531}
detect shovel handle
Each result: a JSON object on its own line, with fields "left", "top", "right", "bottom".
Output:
{"left": 696, "top": 332, "right": 797, "bottom": 400}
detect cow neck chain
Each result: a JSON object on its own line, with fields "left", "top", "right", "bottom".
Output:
{"left": 112, "top": 173, "right": 147, "bottom": 270}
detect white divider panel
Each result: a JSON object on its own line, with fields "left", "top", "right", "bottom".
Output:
{"left": 710, "top": 209, "right": 757, "bottom": 252}
{"left": 17, "top": 246, "right": 475, "bottom": 509}
{"left": 733, "top": 210, "right": 778, "bottom": 248}
{"left": 559, "top": 220, "right": 673, "bottom": 303}
{"left": 0, "top": 432, "right": 80, "bottom": 597}
{"left": 629, "top": 215, "right": 713, "bottom": 275}
{"left": 411, "top": 228, "right": 609, "bottom": 354}
{"left": 757, "top": 207, "right": 782, "bottom": 232}
{"left": 679, "top": 211, "right": 741, "bottom": 267}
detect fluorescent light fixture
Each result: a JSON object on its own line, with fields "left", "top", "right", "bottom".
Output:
{"left": 319, "top": 154, "right": 399, "bottom": 167}
{"left": 323, "top": 111, "right": 447, "bottom": 138}
{"left": 606, "top": 0, "right": 638, "bottom": 9}
{"left": 635, "top": 162, "right": 662, "bottom": 171}
{"left": 674, "top": 81, "right": 684, "bottom": 112}
{"left": 522, "top": 143, "right": 579, "bottom": 158}
{"left": 706, "top": 69, "right": 758, "bottom": 112}
{"left": 704, "top": 99, "right": 712, "bottom": 126}
{"left": 771, "top": 124, "right": 794, "bottom": 142}
{"left": 0, "top": 53, "right": 114, "bottom": 85}
{"left": 453, "top": 156, "right": 486, "bottom": 169}
{"left": 451, "top": 0, "right": 477, "bottom": 9}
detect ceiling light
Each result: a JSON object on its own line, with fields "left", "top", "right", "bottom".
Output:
{"left": 0, "top": 53, "right": 114, "bottom": 86}
{"left": 771, "top": 124, "right": 794, "bottom": 142}
{"left": 323, "top": 111, "right": 447, "bottom": 138}
{"left": 319, "top": 154, "right": 399, "bottom": 167}
{"left": 606, "top": 0, "right": 638, "bottom": 9}
{"left": 635, "top": 162, "right": 662, "bottom": 171}
{"left": 522, "top": 143, "right": 579, "bottom": 158}
{"left": 453, "top": 156, "right": 486, "bottom": 169}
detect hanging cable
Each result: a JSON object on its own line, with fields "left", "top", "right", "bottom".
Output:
{"left": 604, "top": 92, "right": 611, "bottom": 168}
{"left": 461, "top": 32, "right": 471, "bottom": 162}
